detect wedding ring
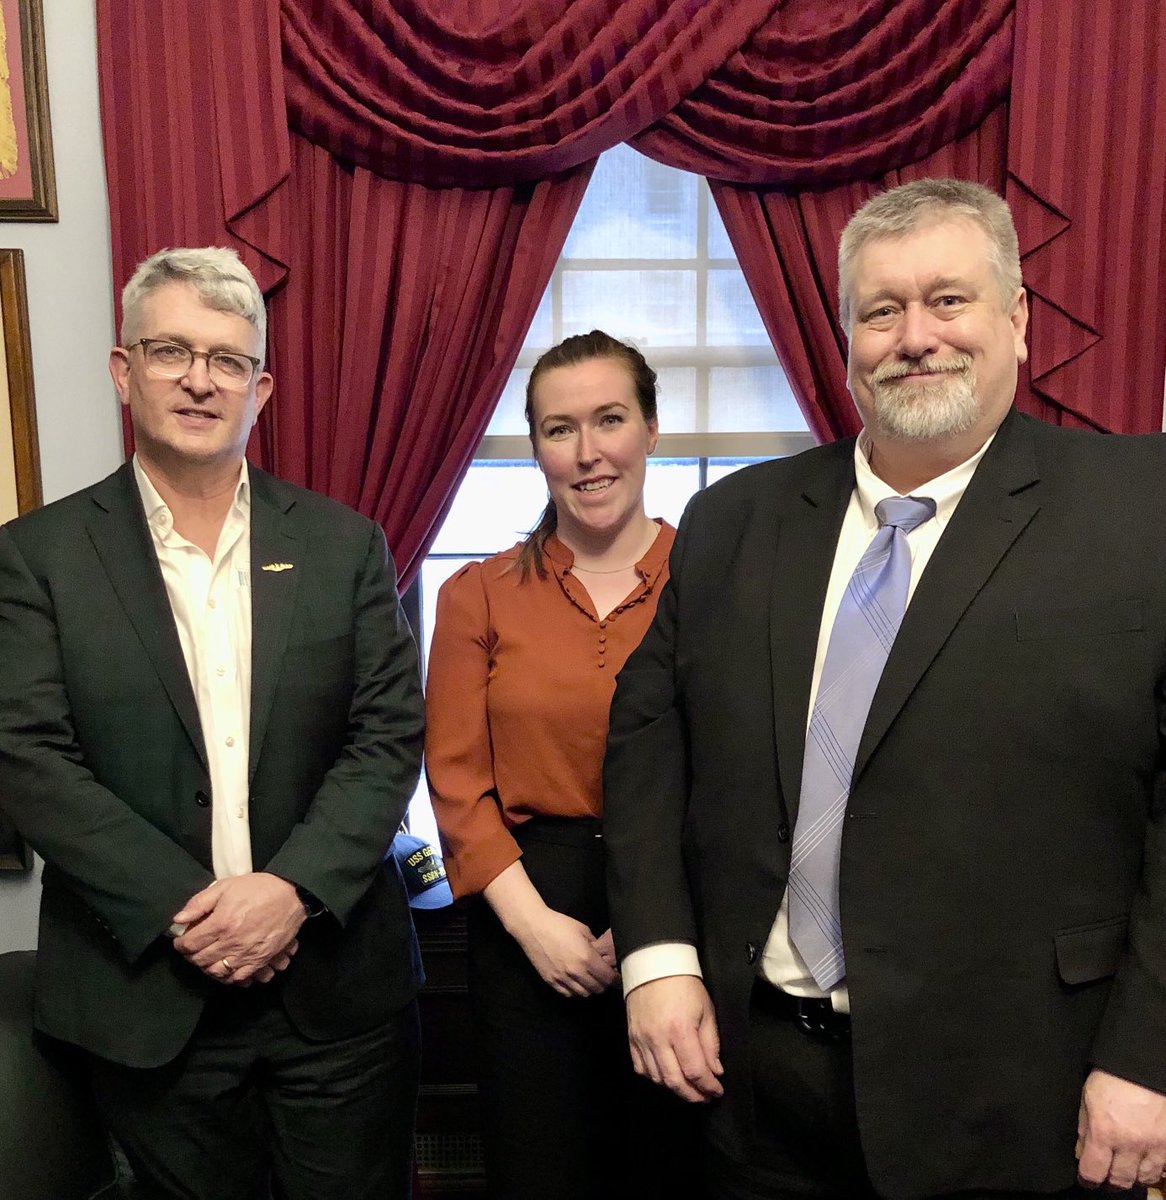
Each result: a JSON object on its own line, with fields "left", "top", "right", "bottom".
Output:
{"left": 221, "top": 957, "right": 233, "bottom": 972}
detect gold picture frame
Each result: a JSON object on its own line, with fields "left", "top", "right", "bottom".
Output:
{"left": 0, "top": 246, "right": 37, "bottom": 871}
{"left": 0, "top": 0, "right": 55, "bottom": 221}
{"left": 0, "top": 246, "right": 38, "bottom": 520}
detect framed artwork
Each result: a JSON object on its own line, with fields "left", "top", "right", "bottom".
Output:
{"left": 0, "top": 0, "right": 55, "bottom": 221}
{"left": 0, "top": 246, "right": 37, "bottom": 872}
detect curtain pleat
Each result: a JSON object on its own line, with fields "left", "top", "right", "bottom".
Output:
{"left": 1005, "top": 0, "right": 1166, "bottom": 433}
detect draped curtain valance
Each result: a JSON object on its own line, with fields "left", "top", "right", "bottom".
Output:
{"left": 97, "top": 0, "right": 1166, "bottom": 582}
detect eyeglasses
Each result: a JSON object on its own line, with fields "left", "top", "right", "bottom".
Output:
{"left": 132, "top": 339, "right": 261, "bottom": 388}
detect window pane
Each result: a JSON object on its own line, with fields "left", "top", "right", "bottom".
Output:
{"left": 486, "top": 369, "right": 532, "bottom": 436}
{"left": 644, "top": 458, "right": 700, "bottom": 526}
{"left": 707, "top": 367, "right": 809, "bottom": 432}
{"left": 429, "top": 461, "right": 545, "bottom": 555}
{"left": 707, "top": 269, "right": 770, "bottom": 346}
{"left": 707, "top": 457, "right": 771, "bottom": 485}
{"left": 563, "top": 269, "right": 696, "bottom": 346}
{"left": 564, "top": 144, "right": 697, "bottom": 260}
{"left": 656, "top": 366, "right": 697, "bottom": 433}
{"left": 520, "top": 286, "right": 553, "bottom": 354}
{"left": 707, "top": 198, "right": 737, "bottom": 260}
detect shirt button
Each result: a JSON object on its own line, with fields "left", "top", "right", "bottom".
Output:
{"left": 216, "top": 666, "right": 225, "bottom": 677}
{"left": 746, "top": 942, "right": 758, "bottom": 964}
{"left": 599, "top": 634, "right": 607, "bottom": 644}
{"left": 777, "top": 822, "right": 790, "bottom": 843}
{"left": 236, "top": 806, "right": 245, "bottom": 820}
{"left": 208, "top": 598, "right": 217, "bottom": 610}
{"left": 225, "top": 736, "right": 235, "bottom": 748}
{"left": 598, "top": 644, "right": 606, "bottom": 654}
{"left": 599, "top": 621, "right": 607, "bottom": 629}
{"left": 195, "top": 790, "right": 209, "bottom": 808}
{"left": 597, "top": 660, "right": 606, "bottom": 669}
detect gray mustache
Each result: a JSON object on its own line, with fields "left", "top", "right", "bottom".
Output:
{"left": 873, "top": 354, "right": 973, "bottom": 384}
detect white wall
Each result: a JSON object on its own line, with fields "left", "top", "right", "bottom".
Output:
{"left": 0, "top": 1, "right": 121, "bottom": 951}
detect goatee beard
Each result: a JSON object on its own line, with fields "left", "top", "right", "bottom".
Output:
{"left": 870, "top": 354, "right": 978, "bottom": 441}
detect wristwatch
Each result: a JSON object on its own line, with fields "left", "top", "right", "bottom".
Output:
{"left": 294, "top": 884, "right": 326, "bottom": 918}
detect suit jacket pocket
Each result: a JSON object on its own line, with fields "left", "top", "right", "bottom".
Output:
{"left": 1015, "top": 599, "right": 1143, "bottom": 641}
{"left": 1054, "top": 915, "right": 1129, "bottom": 985}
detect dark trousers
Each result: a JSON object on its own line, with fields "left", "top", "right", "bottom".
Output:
{"left": 707, "top": 981, "right": 1145, "bottom": 1200}
{"left": 89, "top": 982, "right": 420, "bottom": 1200}
{"left": 468, "top": 817, "right": 704, "bottom": 1200}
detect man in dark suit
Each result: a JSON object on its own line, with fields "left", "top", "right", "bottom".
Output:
{"left": 0, "top": 248, "right": 425, "bottom": 1199}
{"left": 604, "top": 180, "right": 1166, "bottom": 1199}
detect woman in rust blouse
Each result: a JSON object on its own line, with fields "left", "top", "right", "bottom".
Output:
{"left": 425, "top": 330, "right": 697, "bottom": 1199}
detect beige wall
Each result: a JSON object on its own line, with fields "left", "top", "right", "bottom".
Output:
{"left": 0, "top": 0, "right": 121, "bottom": 952}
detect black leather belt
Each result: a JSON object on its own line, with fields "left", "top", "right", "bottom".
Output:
{"left": 755, "top": 980, "right": 851, "bottom": 1043}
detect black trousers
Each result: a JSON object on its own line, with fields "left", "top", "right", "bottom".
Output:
{"left": 89, "top": 982, "right": 420, "bottom": 1200}
{"left": 707, "top": 980, "right": 1145, "bottom": 1200}
{"left": 468, "top": 817, "right": 704, "bottom": 1200}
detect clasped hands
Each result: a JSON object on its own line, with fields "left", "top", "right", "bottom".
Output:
{"left": 170, "top": 872, "right": 305, "bottom": 987}
{"left": 516, "top": 906, "right": 619, "bottom": 998}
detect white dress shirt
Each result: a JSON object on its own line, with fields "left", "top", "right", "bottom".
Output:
{"left": 133, "top": 456, "right": 254, "bottom": 880}
{"left": 621, "top": 431, "right": 994, "bottom": 1002}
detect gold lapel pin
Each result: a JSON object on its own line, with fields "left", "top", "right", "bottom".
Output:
{"left": 261, "top": 562, "right": 294, "bottom": 572}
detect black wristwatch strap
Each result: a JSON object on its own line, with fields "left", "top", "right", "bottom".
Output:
{"left": 294, "top": 884, "right": 326, "bottom": 918}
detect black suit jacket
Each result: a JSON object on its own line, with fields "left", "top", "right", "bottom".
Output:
{"left": 0, "top": 463, "right": 424, "bottom": 1067}
{"left": 604, "top": 411, "right": 1166, "bottom": 1198}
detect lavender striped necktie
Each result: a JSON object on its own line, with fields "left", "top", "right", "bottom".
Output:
{"left": 788, "top": 494, "right": 936, "bottom": 990}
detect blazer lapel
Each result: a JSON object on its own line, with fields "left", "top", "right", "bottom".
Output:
{"left": 854, "top": 410, "right": 1042, "bottom": 779}
{"left": 85, "top": 464, "right": 207, "bottom": 766}
{"left": 248, "top": 468, "right": 300, "bottom": 783}
{"left": 769, "top": 444, "right": 856, "bottom": 825}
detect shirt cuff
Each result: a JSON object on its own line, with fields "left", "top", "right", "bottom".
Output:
{"left": 620, "top": 942, "right": 703, "bottom": 998}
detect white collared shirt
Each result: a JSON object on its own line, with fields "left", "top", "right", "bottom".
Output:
{"left": 133, "top": 455, "right": 253, "bottom": 879}
{"left": 621, "top": 431, "right": 995, "bottom": 1002}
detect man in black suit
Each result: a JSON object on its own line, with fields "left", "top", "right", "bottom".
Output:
{"left": 0, "top": 248, "right": 425, "bottom": 1199}
{"left": 604, "top": 179, "right": 1166, "bottom": 1199}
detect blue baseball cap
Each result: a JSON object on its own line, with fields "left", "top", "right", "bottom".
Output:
{"left": 389, "top": 833, "right": 454, "bottom": 910}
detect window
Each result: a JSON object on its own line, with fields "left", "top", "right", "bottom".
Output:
{"left": 408, "top": 144, "right": 813, "bottom": 845}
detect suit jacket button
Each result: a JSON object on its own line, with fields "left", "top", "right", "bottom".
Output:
{"left": 195, "top": 790, "right": 210, "bottom": 808}
{"left": 746, "top": 942, "right": 758, "bottom": 964}
{"left": 777, "top": 822, "right": 790, "bottom": 843}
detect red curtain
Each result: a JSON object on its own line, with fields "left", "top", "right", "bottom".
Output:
{"left": 258, "top": 135, "right": 591, "bottom": 583}
{"left": 98, "top": 0, "right": 1166, "bottom": 585}
{"left": 96, "top": 0, "right": 776, "bottom": 586}
{"left": 1005, "top": 0, "right": 1166, "bottom": 433}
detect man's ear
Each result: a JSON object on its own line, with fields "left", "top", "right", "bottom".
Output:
{"left": 253, "top": 371, "right": 274, "bottom": 423}
{"left": 108, "top": 347, "right": 131, "bottom": 407}
{"left": 1010, "top": 287, "right": 1030, "bottom": 366}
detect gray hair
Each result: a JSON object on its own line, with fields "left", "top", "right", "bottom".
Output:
{"left": 120, "top": 246, "right": 267, "bottom": 363}
{"left": 838, "top": 178, "right": 1022, "bottom": 331}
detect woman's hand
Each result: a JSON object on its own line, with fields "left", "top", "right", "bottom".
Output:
{"left": 593, "top": 927, "right": 618, "bottom": 971}
{"left": 483, "top": 861, "right": 617, "bottom": 997}
{"left": 514, "top": 906, "right": 618, "bottom": 997}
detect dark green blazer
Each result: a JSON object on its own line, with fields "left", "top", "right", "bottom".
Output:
{"left": 605, "top": 411, "right": 1166, "bottom": 1198}
{"left": 0, "top": 463, "right": 424, "bottom": 1067}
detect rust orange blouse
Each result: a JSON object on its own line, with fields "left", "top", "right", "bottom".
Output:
{"left": 424, "top": 522, "right": 676, "bottom": 899}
